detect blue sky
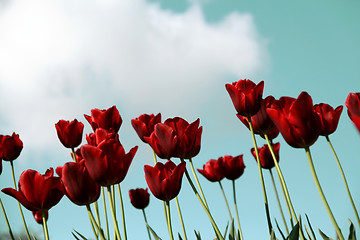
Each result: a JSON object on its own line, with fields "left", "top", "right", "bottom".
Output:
{"left": 0, "top": 0, "right": 360, "bottom": 239}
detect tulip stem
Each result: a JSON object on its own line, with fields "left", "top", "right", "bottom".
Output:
{"left": 232, "top": 180, "right": 244, "bottom": 240}
{"left": 102, "top": 187, "right": 110, "bottom": 240}
{"left": 71, "top": 148, "right": 77, "bottom": 162}
{"left": 142, "top": 209, "right": 152, "bottom": 240}
{"left": 0, "top": 197, "right": 15, "bottom": 240}
{"left": 42, "top": 210, "right": 49, "bottom": 240}
{"left": 182, "top": 166, "right": 224, "bottom": 240}
{"left": 326, "top": 135, "right": 360, "bottom": 228}
{"left": 189, "top": 158, "right": 209, "bottom": 208}
{"left": 165, "top": 201, "right": 174, "bottom": 240}
{"left": 304, "top": 146, "right": 344, "bottom": 240}
{"left": 107, "top": 186, "right": 122, "bottom": 240}
{"left": 218, "top": 181, "right": 232, "bottom": 220}
{"left": 175, "top": 197, "right": 188, "bottom": 240}
{"left": 94, "top": 201, "right": 101, "bottom": 233}
{"left": 86, "top": 206, "right": 99, "bottom": 240}
{"left": 117, "top": 184, "right": 128, "bottom": 240}
{"left": 86, "top": 204, "right": 106, "bottom": 240}
{"left": 264, "top": 135, "right": 295, "bottom": 227}
{"left": 152, "top": 149, "right": 158, "bottom": 164}
{"left": 247, "top": 118, "right": 273, "bottom": 235}
{"left": 269, "top": 169, "right": 289, "bottom": 235}
{"left": 10, "top": 161, "right": 31, "bottom": 240}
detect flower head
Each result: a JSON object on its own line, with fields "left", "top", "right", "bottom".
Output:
{"left": 129, "top": 188, "right": 150, "bottom": 209}
{"left": 55, "top": 119, "right": 84, "bottom": 148}
{"left": 0, "top": 132, "right": 23, "bottom": 162}
{"left": 314, "top": 103, "right": 343, "bottom": 136}
{"left": 220, "top": 155, "right": 246, "bottom": 180}
{"left": 132, "top": 113, "right": 161, "bottom": 143}
{"left": 84, "top": 106, "right": 122, "bottom": 133}
{"left": 251, "top": 143, "right": 280, "bottom": 170}
{"left": 345, "top": 92, "right": 360, "bottom": 133}
{"left": 197, "top": 158, "right": 225, "bottom": 182}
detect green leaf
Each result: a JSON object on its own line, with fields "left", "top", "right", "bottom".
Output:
{"left": 223, "top": 221, "right": 230, "bottom": 238}
{"left": 194, "top": 230, "right": 202, "bottom": 240}
{"left": 275, "top": 218, "right": 286, "bottom": 240}
{"left": 146, "top": 223, "right": 162, "bottom": 240}
{"left": 72, "top": 229, "right": 87, "bottom": 240}
{"left": 304, "top": 225, "right": 313, "bottom": 240}
{"left": 287, "top": 222, "right": 299, "bottom": 240}
{"left": 270, "top": 229, "right": 277, "bottom": 240}
{"left": 229, "top": 219, "right": 235, "bottom": 240}
{"left": 348, "top": 220, "right": 356, "bottom": 240}
{"left": 178, "top": 233, "right": 183, "bottom": 240}
{"left": 71, "top": 232, "right": 81, "bottom": 240}
{"left": 319, "top": 229, "right": 335, "bottom": 240}
{"left": 305, "top": 214, "right": 316, "bottom": 240}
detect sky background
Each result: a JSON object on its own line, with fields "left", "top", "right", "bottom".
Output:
{"left": 0, "top": 0, "right": 360, "bottom": 239}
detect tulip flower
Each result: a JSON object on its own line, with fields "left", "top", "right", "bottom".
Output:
{"left": 237, "top": 96, "right": 279, "bottom": 140}
{"left": 33, "top": 210, "right": 48, "bottom": 224}
{"left": 314, "top": 103, "right": 343, "bottom": 136}
{"left": 129, "top": 188, "right": 150, "bottom": 210}
{"left": 84, "top": 105, "right": 122, "bottom": 133}
{"left": 251, "top": 143, "right": 280, "bottom": 170}
{"left": 225, "top": 79, "right": 264, "bottom": 117}
{"left": 86, "top": 128, "right": 119, "bottom": 146}
{"left": 2, "top": 168, "right": 64, "bottom": 212}
{"left": 56, "top": 161, "right": 100, "bottom": 206}
{"left": 0, "top": 132, "right": 23, "bottom": 162}
{"left": 81, "top": 138, "right": 138, "bottom": 186}
{"left": 345, "top": 92, "right": 360, "bottom": 132}
{"left": 197, "top": 159, "right": 225, "bottom": 182}
{"left": 144, "top": 161, "right": 186, "bottom": 201}
{"left": 220, "top": 155, "right": 245, "bottom": 180}
{"left": 266, "top": 92, "right": 321, "bottom": 148}
{"left": 132, "top": 113, "right": 162, "bottom": 143}
{"left": 55, "top": 119, "right": 84, "bottom": 149}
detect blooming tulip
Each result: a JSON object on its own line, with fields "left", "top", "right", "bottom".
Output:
{"left": 0, "top": 132, "right": 23, "bottom": 162}
{"left": 2, "top": 168, "right": 64, "bottom": 212}
{"left": 84, "top": 105, "right": 122, "bottom": 133}
{"left": 314, "top": 103, "right": 343, "bottom": 136}
{"left": 220, "top": 155, "right": 245, "bottom": 180}
{"left": 132, "top": 113, "right": 162, "bottom": 142}
{"left": 251, "top": 143, "right": 280, "bottom": 170}
{"left": 197, "top": 159, "right": 225, "bottom": 182}
{"left": 345, "top": 92, "right": 360, "bottom": 132}
{"left": 237, "top": 96, "right": 279, "bottom": 139}
{"left": 266, "top": 92, "right": 321, "bottom": 148}
{"left": 129, "top": 188, "right": 150, "bottom": 209}
{"left": 144, "top": 161, "right": 186, "bottom": 201}
{"left": 55, "top": 119, "right": 84, "bottom": 149}
{"left": 86, "top": 128, "right": 119, "bottom": 146}
{"left": 56, "top": 160, "right": 100, "bottom": 206}
{"left": 225, "top": 79, "right": 264, "bottom": 117}
{"left": 81, "top": 138, "right": 138, "bottom": 186}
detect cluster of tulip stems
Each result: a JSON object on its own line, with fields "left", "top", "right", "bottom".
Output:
{"left": 0, "top": 79, "right": 360, "bottom": 240}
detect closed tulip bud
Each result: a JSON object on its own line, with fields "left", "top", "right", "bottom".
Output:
{"left": 314, "top": 103, "right": 343, "bottom": 136}
{"left": 220, "top": 155, "right": 246, "bottom": 180}
{"left": 197, "top": 158, "right": 225, "bottom": 182}
{"left": 251, "top": 143, "right": 280, "bottom": 170}
{"left": 0, "top": 132, "right": 23, "bottom": 162}
{"left": 55, "top": 119, "right": 84, "bottom": 149}
{"left": 84, "top": 105, "right": 122, "bottom": 133}
{"left": 345, "top": 92, "right": 360, "bottom": 133}
{"left": 129, "top": 188, "right": 150, "bottom": 209}
{"left": 132, "top": 113, "right": 161, "bottom": 143}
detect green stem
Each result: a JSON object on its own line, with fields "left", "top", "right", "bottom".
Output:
{"left": 305, "top": 146, "right": 344, "bottom": 240}
{"left": 152, "top": 149, "right": 158, "bottom": 164}
{"left": 94, "top": 201, "right": 101, "bottom": 233}
{"left": 218, "top": 181, "right": 232, "bottom": 220}
{"left": 86, "top": 204, "right": 106, "bottom": 240}
{"left": 269, "top": 169, "right": 289, "bottom": 235}
{"left": 326, "top": 135, "right": 360, "bottom": 228}
{"left": 182, "top": 166, "right": 224, "bottom": 240}
{"left": 142, "top": 209, "right": 152, "bottom": 240}
{"left": 247, "top": 118, "right": 273, "bottom": 235}
{"left": 10, "top": 161, "right": 31, "bottom": 240}
{"left": 42, "top": 210, "right": 49, "bottom": 240}
{"left": 102, "top": 187, "right": 110, "bottom": 240}
{"left": 165, "top": 201, "right": 174, "bottom": 240}
{"left": 264, "top": 134, "right": 296, "bottom": 226}
{"left": 232, "top": 180, "right": 244, "bottom": 240}
{"left": 117, "top": 184, "right": 128, "bottom": 240}
{"left": 71, "top": 148, "right": 77, "bottom": 162}
{"left": 188, "top": 158, "right": 209, "bottom": 208}
{"left": 175, "top": 197, "right": 188, "bottom": 240}
{"left": 0, "top": 198, "right": 15, "bottom": 240}
{"left": 86, "top": 205, "right": 98, "bottom": 240}
{"left": 107, "top": 186, "right": 122, "bottom": 240}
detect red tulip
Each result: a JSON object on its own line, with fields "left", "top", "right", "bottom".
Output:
{"left": 225, "top": 79, "right": 264, "bottom": 117}
{"left": 86, "top": 128, "right": 119, "bottom": 146}
{"left": 56, "top": 160, "right": 100, "bottom": 206}
{"left": 314, "top": 103, "right": 343, "bottom": 136}
{"left": 129, "top": 188, "right": 150, "bottom": 209}
{"left": 237, "top": 96, "right": 279, "bottom": 139}
{"left": 144, "top": 123, "right": 178, "bottom": 159}
{"left": 251, "top": 143, "right": 280, "bottom": 170}
{"left": 144, "top": 161, "right": 186, "bottom": 202}
{"left": 266, "top": 92, "right": 321, "bottom": 148}
{"left": 197, "top": 159, "right": 225, "bottom": 182}
{"left": 0, "top": 132, "right": 23, "bottom": 162}
{"left": 2, "top": 168, "right": 64, "bottom": 212}
{"left": 32, "top": 210, "right": 48, "bottom": 224}
{"left": 84, "top": 105, "right": 122, "bottom": 133}
{"left": 81, "top": 139, "right": 138, "bottom": 186}
{"left": 220, "top": 155, "right": 245, "bottom": 180}
{"left": 132, "top": 113, "right": 162, "bottom": 143}
{"left": 345, "top": 92, "right": 360, "bottom": 132}
{"left": 55, "top": 119, "right": 84, "bottom": 148}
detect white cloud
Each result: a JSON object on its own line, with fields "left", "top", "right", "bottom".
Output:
{"left": 0, "top": 0, "right": 268, "bottom": 152}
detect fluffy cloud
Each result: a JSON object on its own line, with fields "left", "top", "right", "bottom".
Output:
{"left": 0, "top": 0, "right": 268, "bottom": 151}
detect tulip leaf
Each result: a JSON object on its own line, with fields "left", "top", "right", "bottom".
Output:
{"left": 304, "top": 225, "right": 313, "bottom": 240}
{"left": 348, "top": 220, "right": 356, "bottom": 240}
{"left": 305, "top": 214, "right": 316, "bottom": 240}
{"left": 286, "top": 221, "right": 299, "bottom": 240}
{"left": 146, "top": 223, "right": 162, "bottom": 240}
{"left": 194, "top": 230, "right": 202, "bottom": 240}
{"left": 270, "top": 229, "right": 277, "bottom": 240}
{"left": 178, "top": 233, "right": 183, "bottom": 240}
{"left": 228, "top": 219, "right": 235, "bottom": 240}
{"left": 274, "top": 218, "right": 286, "bottom": 240}
{"left": 319, "top": 229, "right": 335, "bottom": 240}
{"left": 223, "top": 221, "right": 230, "bottom": 238}
{"left": 72, "top": 229, "right": 88, "bottom": 240}
{"left": 71, "top": 233, "right": 81, "bottom": 240}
